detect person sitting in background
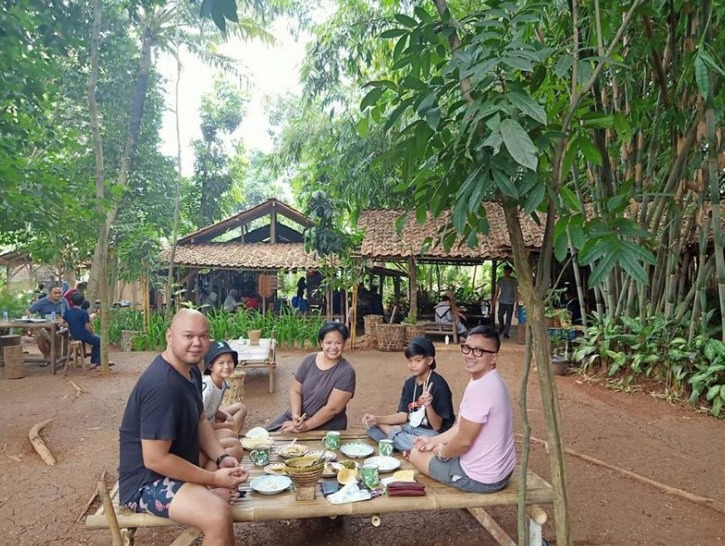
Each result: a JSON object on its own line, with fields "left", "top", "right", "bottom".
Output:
{"left": 434, "top": 294, "right": 468, "bottom": 337}
{"left": 222, "top": 289, "right": 242, "bottom": 312}
{"left": 266, "top": 322, "right": 355, "bottom": 432}
{"left": 64, "top": 292, "right": 104, "bottom": 371}
{"left": 26, "top": 285, "right": 68, "bottom": 366}
{"left": 363, "top": 336, "right": 455, "bottom": 452}
{"left": 33, "top": 283, "right": 46, "bottom": 302}
{"left": 564, "top": 286, "right": 583, "bottom": 326}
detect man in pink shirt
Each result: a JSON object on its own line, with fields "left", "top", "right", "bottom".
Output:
{"left": 409, "top": 325, "right": 516, "bottom": 492}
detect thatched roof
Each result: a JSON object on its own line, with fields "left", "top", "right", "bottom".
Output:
{"left": 167, "top": 199, "right": 321, "bottom": 270}
{"left": 166, "top": 243, "right": 319, "bottom": 271}
{"left": 357, "top": 204, "right": 545, "bottom": 263}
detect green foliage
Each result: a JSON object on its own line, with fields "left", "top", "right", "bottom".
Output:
{"left": 0, "top": 290, "right": 34, "bottom": 318}
{"left": 573, "top": 313, "right": 725, "bottom": 417}
{"left": 112, "top": 308, "right": 325, "bottom": 350}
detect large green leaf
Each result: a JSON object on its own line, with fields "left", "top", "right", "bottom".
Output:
{"left": 500, "top": 118, "right": 538, "bottom": 171}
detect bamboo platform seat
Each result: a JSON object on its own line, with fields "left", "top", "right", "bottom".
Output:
{"left": 87, "top": 433, "right": 552, "bottom": 546}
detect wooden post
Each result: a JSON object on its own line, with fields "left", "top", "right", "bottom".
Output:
{"left": 408, "top": 257, "right": 418, "bottom": 321}
{"left": 97, "top": 481, "right": 124, "bottom": 546}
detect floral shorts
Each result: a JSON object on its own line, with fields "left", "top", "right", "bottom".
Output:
{"left": 125, "top": 477, "right": 184, "bottom": 518}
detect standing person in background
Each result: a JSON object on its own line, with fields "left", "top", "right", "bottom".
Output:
{"left": 222, "top": 289, "right": 242, "bottom": 312}
{"left": 26, "top": 285, "right": 68, "bottom": 366}
{"left": 493, "top": 265, "right": 518, "bottom": 339}
{"left": 63, "top": 282, "right": 87, "bottom": 308}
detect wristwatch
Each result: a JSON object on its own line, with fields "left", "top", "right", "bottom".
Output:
{"left": 216, "top": 453, "right": 232, "bottom": 466}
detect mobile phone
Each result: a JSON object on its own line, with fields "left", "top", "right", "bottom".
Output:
{"left": 320, "top": 481, "right": 340, "bottom": 497}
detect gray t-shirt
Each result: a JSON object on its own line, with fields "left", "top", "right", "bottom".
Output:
{"left": 497, "top": 277, "right": 518, "bottom": 305}
{"left": 295, "top": 353, "right": 356, "bottom": 430}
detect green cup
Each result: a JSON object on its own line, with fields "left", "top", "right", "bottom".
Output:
{"left": 379, "top": 439, "right": 394, "bottom": 457}
{"left": 361, "top": 463, "right": 379, "bottom": 489}
{"left": 322, "top": 430, "right": 341, "bottom": 450}
{"left": 250, "top": 448, "right": 271, "bottom": 466}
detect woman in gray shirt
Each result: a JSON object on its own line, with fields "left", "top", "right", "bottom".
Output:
{"left": 266, "top": 322, "right": 356, "bottom": 432}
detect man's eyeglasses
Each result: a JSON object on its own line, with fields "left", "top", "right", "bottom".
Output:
{"left": 460, "top": 345, "right": 498, "bottom": 358}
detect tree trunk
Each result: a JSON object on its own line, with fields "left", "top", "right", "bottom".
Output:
{"left": 86, "top": 0, "right": 110, "bottom": 371}
{"left": 503, "top": 203, "right": 572, "bottom": 545}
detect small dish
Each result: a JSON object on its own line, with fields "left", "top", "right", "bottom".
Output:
{"left": 321, "top": 462, "right": 337, "bottom": 477}
{"left": 364, "top": 455, "right": 401, "bottom": 473}
{"left": 275, "top": 444, "right": 310, "bottom": 459}
{"left": 263, "top": 463, "right": 288, "bottom": 476}
{"left": 306, "top": 450, "right": 337, "bottom": 462}
{"left": 339, "top": 442, "right": 374, "bottom": 459}
{"left": 249, "top": 475, "right": 292, "bottom": 495}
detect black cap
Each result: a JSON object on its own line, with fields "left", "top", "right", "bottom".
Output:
{"left": 203, "top": 340, "right": 238, "bottom": 371}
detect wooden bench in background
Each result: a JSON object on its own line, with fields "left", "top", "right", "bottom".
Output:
{"left": 421, "top": 320, "right": 460, "bottom": 343}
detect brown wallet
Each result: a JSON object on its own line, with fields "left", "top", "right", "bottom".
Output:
{"left": 386, "top": 481, "right": 426, "bottom": 497}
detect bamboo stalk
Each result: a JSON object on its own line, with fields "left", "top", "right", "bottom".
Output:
{"left": 76, "top": 469, "right": 106, "bottom": 523}
{"left": 98, "top": 481, "right": 124, "bottom": 546}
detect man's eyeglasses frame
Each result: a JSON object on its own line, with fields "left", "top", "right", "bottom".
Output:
{"left": 460, "top": 344, "right": 498, "bottom": 358}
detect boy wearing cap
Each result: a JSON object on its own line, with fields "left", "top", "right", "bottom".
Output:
{"left": 199, "top": 341, "right": 247, "bottom": 471}
{"left": 362, "top": 336, "right": 455, "bottom": 452}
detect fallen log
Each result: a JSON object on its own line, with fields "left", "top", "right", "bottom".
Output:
{"left": 28, "top": 418, "right": 56, "bottom": 466}
{"left": 528, "top": 435, "right": 725, "bottom": 516}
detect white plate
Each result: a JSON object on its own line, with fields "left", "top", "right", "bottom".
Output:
{"left": 306, "top": 450, "right": 337, "bottom": 462}
{"left": 364, "top": 455, "right": 401, "bottom": 473}
{"left": 249, "top": 475, "right": 292, "bottom": 495}
{"left": 339, "top": 442, "right": 374, "bottom": 459}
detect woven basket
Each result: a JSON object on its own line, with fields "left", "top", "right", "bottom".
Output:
{"left": 376, "top": 323, "right": 406, "bottom": 352}
{"left": 363, "top": 315, "right": 384, "bottom": 348}
{"left": 285, "top": 456, "right": 324, "bottom": 499}
{"left": 404, "top": 324, "right": 426, "bottom": 343}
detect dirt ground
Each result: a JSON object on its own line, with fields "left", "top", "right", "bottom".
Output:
{"left": 0, "top": 333, "right": 723, "bottom": 546}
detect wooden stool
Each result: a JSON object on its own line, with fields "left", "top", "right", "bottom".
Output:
{"left": 3, "top": 345, "right": 25, "bottom": 379}
{"left": 65, "top": 340, "right": 86, "bottom": 374}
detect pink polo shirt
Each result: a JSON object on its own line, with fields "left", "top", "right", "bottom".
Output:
{"left": 459, "top": 369, "right": 517, "bottom": 484}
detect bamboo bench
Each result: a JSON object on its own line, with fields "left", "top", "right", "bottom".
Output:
{"left": 87, "top": 434, "right": 552, "bottom": 546}
{"left": 421, "top": 321, "right": 460, "bottom": 343}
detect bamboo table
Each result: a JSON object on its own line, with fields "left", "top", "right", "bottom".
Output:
{"left": 87, "top": 431, "right": 553, "bottom": 546}
{"left": 0, "top": 319, "right": 68, "bottom": 375}
{"left": 228, "top": 338, "right": 276, "bottom": 393}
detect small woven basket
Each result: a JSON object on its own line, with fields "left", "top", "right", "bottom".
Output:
{"left": 285, "top": 456, "right": 324, "bottom": 499}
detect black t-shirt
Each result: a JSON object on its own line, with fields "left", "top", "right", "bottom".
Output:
{"left": 118, "top": 355, "right": 203, "bottom": 504}
{"left": 396, "top": 371, "right": 455, "bottom": 432}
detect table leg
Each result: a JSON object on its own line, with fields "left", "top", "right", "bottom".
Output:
{"left": 50, "top": 324, "right": 57, "bottom": 375}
